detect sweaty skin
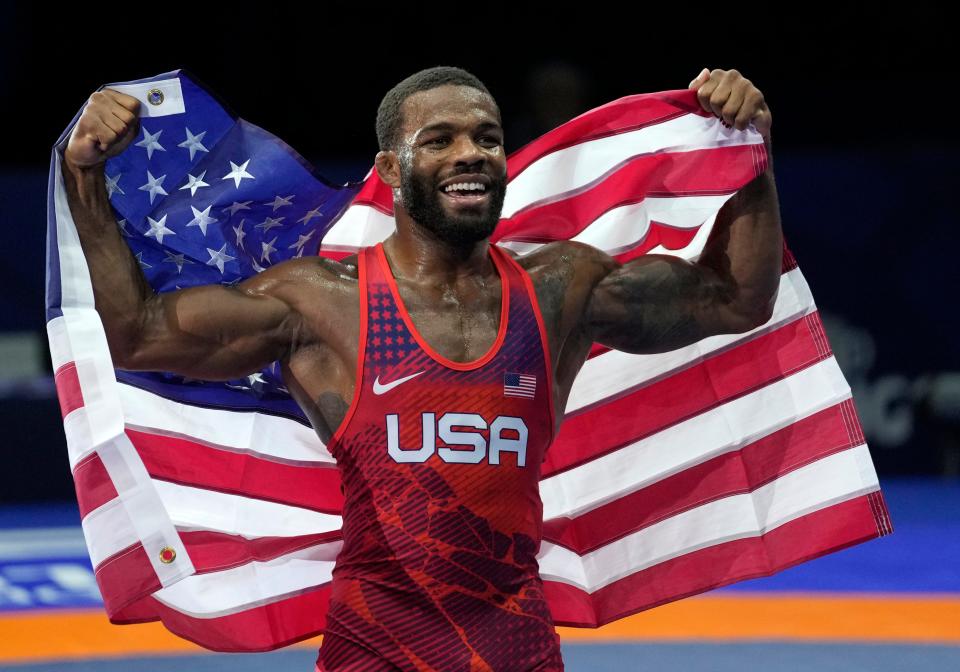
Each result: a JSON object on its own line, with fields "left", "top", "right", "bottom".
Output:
{"left": 61, "top": 69, "right": 781, "bottom": 445}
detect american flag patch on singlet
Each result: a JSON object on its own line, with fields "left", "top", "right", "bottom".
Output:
{"left": 504, "top": 372, "right": 537, "bottom": 399}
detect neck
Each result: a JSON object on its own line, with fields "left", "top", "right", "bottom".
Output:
{"left": 383, "top": 210, "right": 494, "bottom": 284}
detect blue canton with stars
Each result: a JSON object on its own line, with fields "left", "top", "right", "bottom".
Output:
{"left": 94, "top": 71, "right": 363, "bottom": 421}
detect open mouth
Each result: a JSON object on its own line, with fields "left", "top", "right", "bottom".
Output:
{"left": 439, "top": 180, "right": 491, "bottom": 205}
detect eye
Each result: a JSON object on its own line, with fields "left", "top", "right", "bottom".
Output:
{"left": 478, "top": 135, "right": 502, "bottom": 148}
{"left": 424, "top": 136, "right": 449, "bottom": 147}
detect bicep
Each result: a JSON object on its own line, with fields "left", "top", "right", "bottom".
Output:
{"left": 123, "top": 281, "right": 298, "bottom": 379}
{"left": 585, "top": 254, "right": 744, "bottom": 354}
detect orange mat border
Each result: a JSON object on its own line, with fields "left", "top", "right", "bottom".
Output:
{"left": 1, "top": 594, "right": 958, "bottom": 663}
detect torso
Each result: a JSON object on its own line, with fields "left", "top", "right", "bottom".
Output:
{"left": 280, "top": 240, "right": 596, "bottom": 444}
{"left": 314, "top": 242, "right": 563, "bottom": 670}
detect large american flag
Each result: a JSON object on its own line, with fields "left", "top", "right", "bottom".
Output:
{"left": 46, "top": 71, "right": 892, "bottom": 652}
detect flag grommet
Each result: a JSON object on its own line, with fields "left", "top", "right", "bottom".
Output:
{"left": 158, "top": 546, "right": 177, "bottom": 564}
{"left": 147, "top": 89, "right": 164, "bottom": 106}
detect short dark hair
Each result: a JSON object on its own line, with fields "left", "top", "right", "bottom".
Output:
{"left": 376, "top": 66, "right": 495, "bottom": 151}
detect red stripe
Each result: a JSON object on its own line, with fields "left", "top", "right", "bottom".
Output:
{"left": 544, "top": 493, "right": 884, "bottom": 627}
{"left": 112, "top": 585, "right": 332, "bottom": 653}
{"left": 544, "top": 311, "right": 831, "bottom": 476}
{"left": 507, "top": 90, "right": 712, "bottom": 179}
{"left": 543, "top": 403, "right": 863, "bottom": 553}
{"left": 73, "top": 452, "right": 118, "bottom": 518}
{"left": 608, "top": 222, "right": 701, "bottom": 262}
{"left": 340, "top": 92, "right": 755, "bottom": 231}
{"left": 54, "top": 361, "right": 84, "bottom": 418}
{"left": 126, "top": 428, "right": 344, "bottom": 514}
{"left": 95, "top": 542, "right": 161, "bottom": 616}
{"left": 494, "top": 145, "right": 762, "bottom": 244}
{"left": 349, "top": 172, "right": 394, "bottom": 214}
{"left": 106, "top": 495, "right": 881, "bottom": 650}
{"left": 179, "top": 530, "right": 340, "bottom": 575}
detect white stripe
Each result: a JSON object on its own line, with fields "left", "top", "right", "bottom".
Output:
{"left": 82, "top": 497, "right": 140, "bottom": 568}
{"left": 47, "top": 316, "right": 74, "bottom": 373}
{"left": 153, "top": 443, "right": 876, "bottom": 616}
{"left": 153, "top": 541, "right": 341, "bottom": 618}
{"left": 566, "top": 267, "right": 815, "bottom": 414}
{"left": 569, "top": 195, "right": 731, "bottom": 255}
{"left": 537, "top": 444, "right": 879, "bottom": 592}
{"left": 119, "top": 383, "right": 333, "bottom": 465}
{"left": 153, "top": 481, "right": 341, "bottom": 538}
{"left": 321, "top": 203, "right": 395, "bottom": 250}
{"left": 108, "top": 78, "right": 185, "bottom": 118}
{"left": 543, "top": 356, "right": 852, "bottom": 520}
{"left": 53, "top": 153, "right": 95, "bottom": 311}
{"left": 503, "top": 115, "right": 762, "bottom": 218}
{"left": 53, "top": 152, "right": 194, "bottom": 587}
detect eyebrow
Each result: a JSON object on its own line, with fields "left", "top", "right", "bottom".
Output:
{"left": 416, "top": 120, "right": 503, "bottom": 136}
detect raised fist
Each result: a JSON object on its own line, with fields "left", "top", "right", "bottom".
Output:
{"left": 688, "top": 68, "right": 772, "bottom": 138}
{"left": 64, "top": 89, "right": 141, "bottom": 169}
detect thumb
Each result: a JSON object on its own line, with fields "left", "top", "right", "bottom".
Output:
{"left": 688, "top": 67, "right": 710, "bottom": 89}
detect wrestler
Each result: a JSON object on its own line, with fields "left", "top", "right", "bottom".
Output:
{"left": 62, "top": 66, "right": 780, "bottom": 671}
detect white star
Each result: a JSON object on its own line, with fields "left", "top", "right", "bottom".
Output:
{"left": 144, "top": 214, "right": 175, "bottom": 244}
{"left": 233, "top": 219, "right": 247, "bottom": 249}
{"left": 247, "top": 372, "right": 267, "bottom": 387}
{"left": 260, "top": 236, "right": 278, "bottom": 263}
{"left": 222, "top": 160, "right": 255, "bottom": 188}
{"left": 205, "top": 243, "right": 236, "bottom": 274}
{"left": 137, "top": 171, "right": 168, "bottom": 204}
{"left": 251, "top": 259, "right": 267, "bottom": 273}
{"left": 288, "top": 230, "right": 314, "bottom": 254}
{"left": 255, "top": 216, "right": 284, "bottom": 233}
{"left": 135, "top": 252, "right": 152, "bottom": 269}
{"left": 179, "top": 171, "right": 209, "bottom": 197}
{"left": 223, "top": 200, "right": 253, "bottom": 217}
{"left": 186, "top": 205, "right": 218, "bottom": 236}
{"left": 268, "top": 194, "right": 295, "bottom": 211}
{"left": 163, "top": 250, "right": 193, "bottom": 274}
{"left": 116, "top": 219, "right": 130, "bottom": 236}
{"left": 297, "top": 207, "right": 323, "bottom": 226}
{"left": 177, "top": 128, "right": 209, "bottom": 161}
{"left": 105, "top": 173, "right": 124, "bottom": 198}
{"left": 135, "top": 127, "right": 166, "bottom": 160}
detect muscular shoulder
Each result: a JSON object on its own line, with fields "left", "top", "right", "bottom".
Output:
{"left": 504, "top": 241, "right": 618, "bottom": 346}
{"left": 512, "top": 240, "right": 615, "bottom": 279}
{"left": 239, "top": 255, "right": 359, "bottom": 302}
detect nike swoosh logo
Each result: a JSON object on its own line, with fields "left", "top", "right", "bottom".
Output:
{"left": 373, "top": 371, "right": 425, "bottom": 395}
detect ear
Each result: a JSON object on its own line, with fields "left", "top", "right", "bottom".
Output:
{"left": 374, "top": 150, "right": 402, "bottom": 189}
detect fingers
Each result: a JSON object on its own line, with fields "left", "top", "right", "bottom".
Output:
{"left": 688, "top": 67, "right": 710, "bottom": 89}
{"left": 735, "top": 90, "right": 766, "bottom": 130}
{"left": 692, "top": 69, "right": 769, "bottom": 133}
{"left": 66, "top": 89, "right": 143, "bottom": 168}
{"left": 101, "top": 88, "right": 142, "bottom": 116}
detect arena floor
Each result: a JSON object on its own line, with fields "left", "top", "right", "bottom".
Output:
{"left": 1, "top": 479, "right": 958, "bottom": 671}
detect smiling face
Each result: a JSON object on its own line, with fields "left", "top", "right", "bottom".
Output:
{"left": 383, "top": 85, "right": 508, "bottom": 248}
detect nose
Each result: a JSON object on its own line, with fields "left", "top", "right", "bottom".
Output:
{"left": 451, "top": 135, "right": 486, "bottom": 168}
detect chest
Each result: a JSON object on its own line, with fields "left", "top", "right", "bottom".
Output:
{"left": 391, "top": 278, "right": 505, "bottom": 364}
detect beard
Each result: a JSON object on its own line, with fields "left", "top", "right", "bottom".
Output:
{"left": 400, "top": 168, "right": 507, "bottom": 249}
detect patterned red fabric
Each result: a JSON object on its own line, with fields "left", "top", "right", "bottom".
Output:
{"left": 319, "top": 243, "right": 562, "bottom": 670}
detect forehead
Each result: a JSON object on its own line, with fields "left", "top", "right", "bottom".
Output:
{"left": 399, "top": 85, "right": 500, "bottom": 136}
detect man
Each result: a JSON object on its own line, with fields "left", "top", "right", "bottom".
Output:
{"left": 62, "top": 65, "right": 780, "bottom": 671}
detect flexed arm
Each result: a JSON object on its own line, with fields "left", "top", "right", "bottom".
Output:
{"left": 62, "top": 89, "right": 303, "bottom": 378}
{"left": 583, "top": 69, "right": 782, "bottom": 354}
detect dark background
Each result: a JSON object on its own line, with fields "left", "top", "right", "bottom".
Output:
{"left": 0, "top": 5, "right": 955, "bottom": 501}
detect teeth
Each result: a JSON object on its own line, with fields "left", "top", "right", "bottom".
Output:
{"left": 444, "top": 182, "right": 486, "bottom": 193}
